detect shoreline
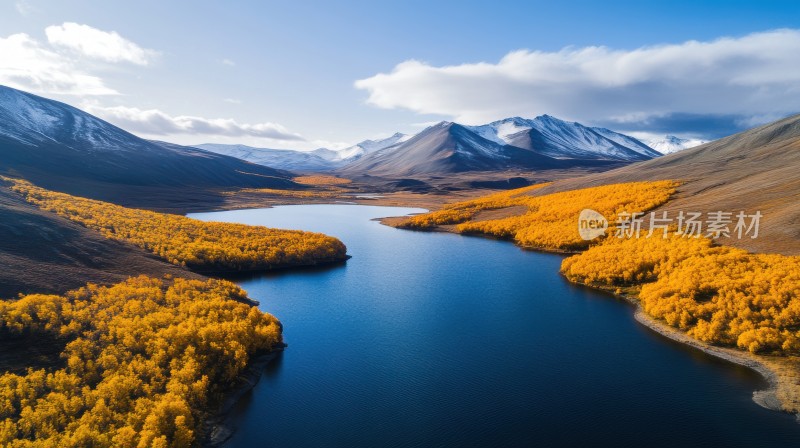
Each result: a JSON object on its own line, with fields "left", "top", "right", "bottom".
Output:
{"left": 192, "top": 255, "right": 351, "bottom": 278}
{"left": 201, "top": 345, "right": 286, "bottom": 447}
{"left": 571, "top": 279, "right": 796, "bottom": 418}
{"left": 631, "top": 308, "right": 786, "bottom": 413}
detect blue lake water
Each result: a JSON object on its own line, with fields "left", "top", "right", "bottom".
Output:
{"left": 189, "top": 204, "right": 800, "bottom": 447}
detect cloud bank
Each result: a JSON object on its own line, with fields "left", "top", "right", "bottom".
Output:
{"left": 85, "top": 104, "right": 305, "bottom": 141}
{"left": 0, "top": 23, "right": 304, "bottom": 145}
{"left": 0, "top": 33, "right": 117, "bottom": 95}
{"left": 0, "top": 21, "right": 157, "bottom": 96}
{"left": 355, "top": 29, "right": 800, "bottom": 136}
{"left": 0, "top": 23, "right": 156, "bottom": 95}
{"left": 45, "top": 22, "right": 158, "bottom": 65}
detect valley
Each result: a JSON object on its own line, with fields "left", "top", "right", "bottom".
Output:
{"left": 0, "top": 84, "right": 798, "bottom": 446}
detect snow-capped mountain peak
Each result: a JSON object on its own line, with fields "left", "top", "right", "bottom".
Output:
{"left": 334, "top": 132, "right": 410, "bottom": 162}
{"left": 0, "top": 85, "right": 151, "bottom": 152}
{"left": 465, "top": 115, "right": 660, "bottom": 161}
{"left": 645, "top": 135, "right": 707, "bottom": 154}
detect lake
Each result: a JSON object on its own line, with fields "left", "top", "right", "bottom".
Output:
{"left": 189, "top": 204, "right": 800, "bottom": 447}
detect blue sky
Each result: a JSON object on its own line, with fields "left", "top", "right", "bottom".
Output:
{"left": 2, "top": 0, "right": 799, "bottom": 149}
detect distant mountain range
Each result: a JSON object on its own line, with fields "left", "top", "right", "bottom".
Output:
{"left": 0, "top": 85, "right": 298, "bottom": 197}
{"left": 0, "top": 84, "right": 701, "bottom": 185}
{"left": 338, "top": 116, "right": 661, "bottom": 177}
{"left": 198, "top": 115, "right": 666, "bottom": 176}
{"left": 195, "top": 132, "right": 411, "bottom": 171}
{"left": 644, "top": 135, "right": 707, "bottom": 154}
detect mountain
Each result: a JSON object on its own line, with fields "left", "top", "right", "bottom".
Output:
{"left": 338, "top": 116, "right": 658, "bottom": 178}
{"left": 645, "top": 135, "right": 707, "bottom": 154}
{"left": 197, "top": 133, "right": 411, "bottom": 171}
{"left": 339, "top": 122, "right": 573, "bottom": 177}
{"left": 336, "top": 133, "right": 410, "bottom": 161}
{"left": 195, "top": 116, "right": 655, "bottom": 177}
{"left": 537, "top": 113, "right": 800, "bottom": 255}
{"left": 467, "top": 115, "right": 661, "bottom": 161}
{"left": 195, "top": 143, "right": 335, "bottom": 171}
{"left": 0, "top": 85, "right": 298, "bottom": 198}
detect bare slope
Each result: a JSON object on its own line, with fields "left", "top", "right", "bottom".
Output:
{"left": 339, "top": 122, "right": 572, "bottom": 177}
{"left": 0, "top": 181, "right": 200, "bottom": 298}
{"left": 532, "top": 113, "right": 800, "bottom": 254}
{"left": 0, "top": 86, "right": 300, "bottom": 207}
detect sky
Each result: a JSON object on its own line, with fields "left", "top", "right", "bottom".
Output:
{"left": 2, "top": 0, "right": 800, "bottom": 150}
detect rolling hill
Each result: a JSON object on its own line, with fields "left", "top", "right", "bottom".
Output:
{"left": 0, "top": 179, "right": 201, "bottom": 297}
{"left": 530, "top": 113, "right": 800, "bottom": 255}
{"left": 0, "top": 85, "right": 299, "bottom": 296}
{"left": 0, "top": 85, "right": 300, "bottom": 204}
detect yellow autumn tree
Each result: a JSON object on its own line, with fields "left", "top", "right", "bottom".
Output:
{"left": 0, "top": 276, "right": 282, "bottom": 447}
{"left": 5, "top": 177, "right": 347, "bottom": 272}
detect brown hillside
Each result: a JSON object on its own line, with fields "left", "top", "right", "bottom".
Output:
{"left": 0, "top": 180, "right": 201, "bottom": 298}
{"left": 529, "top": 114, "right": 800, "bottom": 255}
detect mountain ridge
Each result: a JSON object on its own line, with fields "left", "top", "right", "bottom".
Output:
{"left": 195, "top": 116, "right": 662, "bottom": 176}
{"left": 532, "top": 113, "right": 800, "bottom": 255}
{"left": 337, "top": 117, "right": 656, "bottom": 178}
{"left": 196, "top": 132, "right": 411, "bottom": 171}
{"left": 645, "top": 135, "right": 707, "bottom": 154}
{"left": 0, "top": 85, "right": 300, "bottom": 203}
{"left": 467, "top": 115, "right": 661, "bottom": 161}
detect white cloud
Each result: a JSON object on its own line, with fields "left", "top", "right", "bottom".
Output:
{"left": 1, "top": 22, "right": 158, "bottom": 96}
{"left": 355, "top": 29, "right": 800, "bottom": 127}
{"left": 0, "top": 33, "right": 117, "bottom": 95}
{"left": 221, "top": 59, "right": 236, "bottom": 66}
{"left": 223, "top": 98, "right": 242, "bottom": 104}
{"left": 84, "top": 103, "right": 305, "bottom": 141}
{"left": 410, "top": 121, "right": 442, "bottom": 128}
{"left": 45, "top": 22, "right": 157, "bottom": 65}
{"left": 15, "top": 0, "right": 36, "bottom": 16}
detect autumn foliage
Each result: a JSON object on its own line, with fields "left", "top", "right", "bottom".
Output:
{"left": 401, "top": 181, "right": 678, "bottom": 251}
{"left": 7, "top": 178, "right": 347, "bottom": 272}
{"left": 234, "top": 188, "right": 345, "bottom": 198}
{"left": 408, "top": 180, "right": 800, "bottom": 357}
{"left": 0, "top": 276, "right": 282, "bottom": 447}
{"left": 293, "top": 175, "right": 352, "bottom": 186}
{"left": 561, "top": 234, "right": 800, "bottom": 355}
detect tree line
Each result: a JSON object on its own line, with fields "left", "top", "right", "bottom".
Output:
{"left": 6, "top": 178, "right": 348, "bottom": 272}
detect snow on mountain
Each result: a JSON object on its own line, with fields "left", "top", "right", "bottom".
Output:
{"left": 335, "top": 132, "right": 410, "bottom": 161}
{"left": 0, "top": 85, "right": 157, "bottom": 152}
{"left": 645, "top": 135, "right": 707, "bottom": 154}
{"left": 467, "top": 117, "right": 532, "bottom": 146}
{"left": 0, "top": 85, "right": 296, "bottom": 189}
{"left": 310, "top": 147, "right": 341, "bottom": 161}
{"left": 195, "top": 133, "right": 411, "bottom": 171}
{"left": 587, "top": 127, "right": 661, "bottom": 159}
{"left": 339, "top": 122, "right": 569, "bottom": 177}
{"left": 194, "top": 144, "right": 335, "bottom": 171}
{"left": 467, "top": 115, "right": 661, "bottom": 161}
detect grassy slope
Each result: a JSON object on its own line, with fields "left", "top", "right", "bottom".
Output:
{"left": 526, "top": 113, "right": 800, "bottom": 255}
